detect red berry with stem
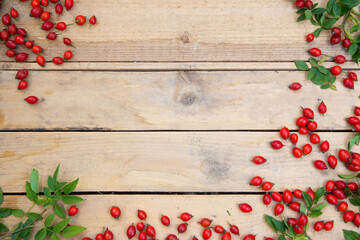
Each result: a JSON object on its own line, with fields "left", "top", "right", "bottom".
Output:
{"left": 10, "top": 8, "right": 19, "bottom": 19}
{"left": 32, "top": 45, "right": 43, "bottom": 54}
{"left": 298, "top": 127, "right": 309, "bottom": 135}
{"left": 331, "top": 66, "right": 342, "bottom": 75}
{"left": 343, "top": 78, "right": 354, "bottom": 89}
{"left": 15, "top": 53, "right": 29, "bottom": 62}
{"left": 293, "top": 224, "right": 304, "bottom": 234}
{"left": 89, "top": 16, "right": 97, "bottom": 25}
{"left": 31, "top": 6, "right": 44, "bottom": 18}
{"left": 354, "top": 107, "right": 360, "bottom": 116}
{"left": 271, "top": 192, "right": 282, "bottom": 202}
{"left": 335, "top": 180, "right": 346, "bottom": 189}
{"left": 289, "top": 82, "right": 302, "bottom": 90}
{"left": 138, "top": 232, "right": 146, "bottom": 240}
{"left": 64, "top": 50, "right": 73, "bottom": 60}
{"left": 318, "top": 101, "right": 327, "bottom": 114}
{"left": 31, "top": 0, "right": 41, "bottom": 8}
{"left": 326, "top": 194, "right": 338, "bottom": 205}
{"left": 55, "top": 4, "right": 63, "bottom": 14}
{"left": 289, "top": 202, "right": 300, "bottom": 212}
{"left": 25, "top": 41, "right": 34, "bottom": 49}
{"left": 327, "top": 155, "right": 337, "bottom": 169}
{"left": 330, "top": 35, "right": 341, "bottom": 45}
{"left": 64, "top": 37, "right": 72, "bottom": 46}
{"left": 221, "top": 232, "right": 231, "bottom": 240}
{"left": 270, "top": 140, "right": 283, "bottom": 149}
{"left": 287, "top": 218, "right": 299, "bottom": 226}
{"left": 298, "top": 214, "right": 308, "bottom": 226}
{"left": 166, "top": 234, "right": 178, "bottom": 240}
{"left": 253, "top": 155, "right": 266, "bottom": 165}
{"left": 280, "top": 127, "right": 290, "bottom": 140}
{"left": 18, "top": 80, "right": 28, "bottom": 90}
{"left": 42, "top": 21, "right": 54, "bottom": 31}
{"left": 6, "top": 50, "right": 16, "bottom": 58}
{"left": 314, "top": 221, "right": 324, "bottom": 231}
{"left": 263, "top": 193, "right": 271, "bottom": 206}
{"left": 302, "top": 144, "right": 312, "bottom": 155}
{"left": 295, "top": 0, "right": 305, "bottom": 8}
{"left": 302, "top": 107, "right": 314, "bottom": 119}
{"left": 47, "top": 32, "right": 57, "bottom": 40}
{"left": 146, "top": 225, "right": 156, "bottom": 237}
{"left": 127, "top": 225, "right": 136, "bottom": 239}
{"left": 52, "top": 57, "right": 64, "bottom": 65}
{"left": 293, "top": 189, "right": 303, "bottom": 199}
{"left": 202, "top": 228, "right": 212, "bottom": 240}
{"left": 347, "top": 116, "right": 360, "bottom": 125}
{"left": 161, "top": 215, "right": 170, "bottom": 226}
{"left": 343, "top": 38, "right": 351, "bottom": 48}
{"left": 296, "top": 116, "right": 308, "bottom": 127}
{"left": 348, "top": 72, "right": 358, "bottom": 81}
{"left": 343, "top": 211, "right": 355, "bottom": 222}
{"left": 56, "top": 22, "right": 67, "bottom": 30}
{"left": 339, "top": 149, "right": 351, "bottom": 162}
{"left": 293, "top": 147, "right": 303, "bottom": 158}
{"left": 75, "top": 15, "right": 86, "bottom": 25}
{"left": 334, "top": 55, "right": 346, "bottom": 64}
{"left": 333, "top": 188, "right": 346, "bottom": 199}
{"left": 310, "top": 133, "right": 320, "bottom": 144}
{"left": 353, "top": 213, "right": 360, "bottom": 227}
{"left": 65, "top": 0, "right": 74, "bottom": 10}
{"left": 262, "top": 181, "right": 273, "bottom": 191}
{"left": 41, "top": 0, "right": 49, "bottom": 6}
{"left": 16, "top": 70, "right": 29, "bottom": 80}
{"left": 0, "top": 30, "right": 9, "bottom": 40}
{"left": 199, "top": 218, "right": 212, "bottom": 227}
{"left": 8, "top": 24, "right": 17, "bottom": 35}
{"left": 348, "top": 182, "right": 358, "bottom": 191}
{"left": 348, "top": 163, "right": 360, "bottom": 171}
{"left": 304, "top": 0, "right": 313, "bottom": 9}
{"left": 314, "top": 160, "right": 327, "bottom": 170}
{"left": 350, "top": 158, "right": 360, "bottom": 166}
{"left": 15, "top": 36, "right": 25, "bottom": 45}
{"left": 110, "top": 206, "right": 121, "bottom": 219}
{"left": 307, "top": 188, "right": 315, "bottom": 200}
{"left": 239, "top": 203, "right": 252, "bottom": 213}
{"left": 320, "top": 140, "right": 329, "bottom": 153}
{"left": 308, "top": 48, "right": 321, "bottom": 57}
{"left": 2, "top": 14, "right": 11, "bottom": 25}
{"left": 307, "top": 121, "right": 317, "bottom": 131}
{"left": 354, "top": 123, "right": 360, "bottom": 131}
{"left": 68, "top": 206, "right": 78, "bottom": 216}
{"left": 136, "top": 222, "right": 145, "bottom": 231}
{"left": 338, "top": 201, "right": 348, "bottom": 212}
{"left": 137, "top": 210, "right": 147, "bottom": 220}
{"left": 274, "top": 203, "right": 284, "bottom": 215}
{"left": 283, "top": 190, "right": 293, "bottom": 203}
{"left": 180, "top": 212, "right": 192, "bottom": 221}
{"left": 41, "top": 11, "right": 51, "bottom": 21}
{"left": 37, "top": 56, "right": 46, "bottom": 67}
{"left": 307, "top": 33, "right": 314, "bottom": 42}
{"left": 214, "top": 225, "right": 224, "bottom": 234}
{"left": 290, "top": 133, "right": 298, "bottom": 145}
{"left": 250, "top": 176, "right": 262, "bottom": 186}
{"left": 96, "top": 234, "right": 104, "bottom": 240}
{"left": 229, "top": 224, "right": 239, "bottom": 235}
{"left": 243, "top": 234, "right": 256, "bottom": 240}
{"left": 192, "top": 236, "right": 199, "bottom": 240}
{"left": 352, "top": 152, "right": 360, "bottom": 159}
{"left": 5, "top": 40, "right": 17, "bottom": 49}
{"left": 331, "top": 27, "right": 342, "bottom": 36}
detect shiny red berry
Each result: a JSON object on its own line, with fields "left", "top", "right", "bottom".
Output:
{"left": 127, "top": 225, "right": 136, "bottom": 239}
{"left": 89, "top": 16, "right": 97, "bottom": 25}
{"left": 326, "top": 194, "right": 338, "bottom": 205}
{"left": 68, "top": 206, "right": 78, "bottom": 216}
{"left": 263, "top": 193, "right": 271, "bottom": 206}
{"left": 320, "top": 141, "right": 329, "bottom": 153}
{"left": 343, "top": 78, "right": 354, "bottom": 89}
{"left": 214, "top": 225, "right": 224, "bottom": 234}
{"left": 331, "top": 27, "right": 342, "bottom": 36}
{"left": 282, "top": 190, "right": 293, "bottom": 203}
{"left": 338, "top": 201, "right": 348, "bottom": 212}
{"left": 302, "top": 144, "right": 312, "bottom": 155}
{"left": 239, "top": 203, "right": 252, "bottom": 213}
{"left": 314, "top": 160, "right": 327, "bottom": 170}
{"left": 293, "top": 147, "right": 303, "bottom": 158}
{"left": 289, "top": 202, "right": 300, "bottom": 212}
{"left": 339, "top": 149, "right": 351, "bottom": 163}
{"left": 250, "top": 176, "right": 262, "bottom": 186}
{"left": 308, "top": 48, "right": 321, "bottom": 57}
{"left": 161, "top": 215, "right": 170, "bottom": 226}
{"left": 274, "top": 203, "right": 284, "bottom": 215}
{"left": 304, "top": 0, "right": 313, "bottom": 9}
{"left": 348, "top": 72, "right": 358, "bottom": 81}
{"left": 330, "top": 35, "right": 341, "bottom": 45}
{"left": 137, "top": 210, "right": 147, "bottom": 220}
{"left": 180, "top": 212, "right": 192, "bottom": 221}
{"left": 52, "top": 57, "right": 64, "bottom": 65}
{"left": 293, "top": 189, "right": 303, "bottom": 199}
{"left": 318, "top": 101, "right": 327, "bottom": 114}
{"left": 136, "top": 222, "right": 145, "bottom": 232}
{"left": 75, "top": 15, "right": 86, "bottom": 25}
{"left": 270, "top": 140, "right": 283, "bottom": 150}
{"left": 343, "top": 211, "right": 355, "bottom": 222}
{"left": 343, "top": 38, "right": 351, "bottom": 48}
{"left": 289, "top": 82, "right": 302, "bottom": 90}
{"left": 302, "top": 107, "right": 314, "bottom": 119}
{"left": 146, "top": 225, "right": 156, "bottom": 237}
{"left": 262, "top": 181, "right": 273, "bottom": 191}
{"left": 307, "top": 33, "right": 314, "bottom": 42}
{"left": 202, "top": 228, "right": 212, "bottom": 240}
{"left": 296, "top": 116, "right": 309, "bottom": 127}
{"left": 290, "top": 133, "right": 298, "bottom": 145}
{"left": 327, "top": 155, "right": 337, "bottom": 169}
{"left": 110, "top": 206, "right": 121, "bottom": 219}
{"left": 199, "top": 218, "right": 212, "bottom": 227}
{"left": 253, "top": 155, "right": 266, "bottom": 165}
{"left": 271, "top": 192, "right": 282, "bottom": 202}
{"left": 18, "top": 80, "right": 28, "bottom": 90}
{"left": 334, "top": 55, "right": 346, "bottom": 64}
{"left": 314, "top": 221, "right": 324, "bottom": 231}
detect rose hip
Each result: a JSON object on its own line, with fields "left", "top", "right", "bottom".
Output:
{"left": 52, "top": 57, "right": 64, "bottom": 65}
{"left": 290, "top": 133, "right": 298, "bottom": 145}
{"left": 31, "top": 6, "right": 44, "bottom": 18}
{"left": 2, "top": 14, "right": 11, "bottom": 25}
{"left": 5, "top": 40, "right": 17, "bottom": 49}
{"left": 89, "top": 16, "right": 97, "bottom": 25}
{"left": 18, "top": 80, "right": 28, "bottom": 90}
{"left": 55, "top": 4, "right": 63, "bottom": 14}
{"left": 293, "top": 147, "right": 303, "bottom": 158}
{"left": 280, "top": 127, "right": 290, "bottom": 140}
{"left": 180, "top": 212, "right": 193, "bottom": 221}
{"left": 47, "top": 32, "right": 57, "bottom": 40}
{"left": 221, "top": 232, "right": 231, "bottom": 240}
{"left": 343, "top": 78, "right": 354, "bottom": 89}
{"left": 136, "top": 222, "right": 145, "bottom": 232}
{"left": 306, "top": 33, "right": 314, "bottom": 42}
{"left": 289, "top": 82, "right": 302, "bottom": 90}
{"left": 302, "top": 144, "right": 312, "bottom": 155}
{"left": 270, "top": 140, "right": 283, "bottom": 150}
{"left": 127, "top": 225, "right": 136, "bottom": 239}
{"left": 338, "top": 201, "right": 348, "bottom": 212}
{"left": 25, "top": 41, "right": 34, "bottom": 49}
{"left": 262, "top": 181, "right": 273, "bottom": 191}
{"left": 331, "top": 66, "right": 342, "bottom": 76}
{"left": 330, "top": 35, "right": 341, "bottom": 45}
{"left": 0, "top": 30, "right": 9, "bottom": 40}
{"left": 166, "top": 234, "right": 178, "bottom": 240}
{"left": 349, "top": 72, "right": 358, "bottom": 81}
{"left": 16, "top": 53, "right": 29, "bottom": 62}
{"left": 41, "top": 11, "right": 51, "bottom": 21}
{"left": 138, "top": 232, "right": 146, "bottom": 240}
{"left": 307, "top": 121, "right": 317, "bottom": 131}
{"left": 63, "top": 37, "right": 72, "bottom": 46}
{"left": 15, "top": 36, "right": 25, "bottom": 45}
{"left": 274, "top": 203, "right": 284, "bottom": 215}
{"left": 263, "top": 193, "right": 271, "bottom": 206}
{"left": 214, "top": 225, "right": 224, "bottom": 234}
{"left": 271, "top": 192, "right": 282, "bottom": 202}
{"left": 334, "top": 55, "right": 346, "bottom": 64}
{"left": 320, "top": 140, "right": 329, "bottom": 153}
{"left": 298, "top": 127, "right": 309, "bottom": 135}
{"left": 324, "top": 221, "right": 334, "bottom": 231}
{"left": 37, "top": 56, "right": 46, "bottom": 67}
{"left": 348, "top": 182, "right": 358, "bottom": 191}
{"left": 110, "top": 206, "right": 121, "bottom": 219}
{"left": 289, "top": 202, "right": 300, "bottom": 212}
{"left": 353, "top": 213, "right": 360, "bottom": 227}
{"left": 314, "top": 221, "right": 324, "bottom": 231}
{"left": 338, "top": 149, "right": 351, "bottom": 163}
{"left": 64, "top": 50, "right": 73, "bottom": 60}
{"left": 253, "top": 155, "right": 266, "bottom": 165}
{"left": 68, "top": 205, "right": 78, "bottom": 216}
{"left": 56, "top": 22, "right": 67, "bottom": 30}
{"left": 308, "top": 48, "right": 321, "bottom": 57}
{"left": 296, "top": 116, "right": 308, "bottom": 127}
{"left": 65, "top": 0, "right": 74, "bottom": 10}
{"left": 6, "top": 50, "right": 16, "bottom": 57}
{"left": 239, "top": 203, "right": 252, "bottom": 213}
{"left": 202, "top": 228, "right": 212, "bottom": 240}
{"left": 331, "top": 27, "right": 342, "bottom": 36}
{"left": 145, "top": 225, "right": 156, "bottom": 237}
{"left": 335, "top": 180, "right": 346, "bottom": 189}
{"left": 314, "top": 160, "right": 327, "bottom": 170}
{"left": 75, "top": 15, "right": 86, "bottom": 25}
{"left": 32, "top": 45, "right": 43, "bottom": 54}
{"left": 343, "top": 211, "right": 355, "bottom": 222}
{"left": 250, "top": 176, "right": 262, "bottom": 186}
{"left": 42, "top": 21, "right": 54, "bottom": 31}
{"left": 318, "top": 101, "right": 327, "bottom": 114}
{"left": 199, "top": 218, "right": 212, "bottom": 227}
{"left": 327, "top": 155, "right": 337, "bottom": 169}
{"left": 298, "top": 214, "right": 308, "bottom": 226}
{"left": 343, "top": 38, "right": 351, "bottom": 48}
{"left": 10, "top": 8, "right": 19, "bottom": 19}
{"left": 354, "top": 107, "right": 360, "bottom": 116}
{"left": 333, "top": 188, "right": 346, "bottom": 199}
{"left": 307, "top": 188, "right": 315, "bottom": 200}
{"left": 302, "top": 107, "right": 314, "bottom": 119}
{"left": 293, "top": 189, "right": 302, "bottom": 199}
{"left": 282, "top": 190, "right": 293, "bottom": 203}
{"left": 243, "top": 234, "right": 256, "bottom": 240}
{"left": 304, "top": 0, "right": 313, "bottom": 9}
{"left": 295, "top": 0, "right": 305, "bottom": 8}
{"left": 16, "top": 70, "right": 29, "bottom": 80}
{"left": 326, "top": 194, "right": 338, "bottom": 205}
{"left": 161, "top": 215, "right": 170, "bottom": 226}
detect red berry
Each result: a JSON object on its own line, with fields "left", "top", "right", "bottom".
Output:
{"left": 31, "top": 0, "right": 41, "bottom": 8}
{"left": 314, "top": 160, "right": 327, "bottom": 170}
{"left": 298, "top": 214, "right": 308, "bottom": 226}
{"left": 42, "top": 21, "right": 54, "bottom": 31}
{"left": 6, "top": 50, "right": 16, "bottom": 58}
{"left": 161, "top": 215, "right": 170, "bottom": 226}
{"left": 296, "top": 116, "right": 308, "bottom": 127}
{"left": 320, "top": 140, "right": 329, "bottom": 153}
{"left": 302, "top": 144, "right": 312, "bottom": 155}
{"left": 41, "top": 0, "right": 49, "bottom": 6}
{"left": 146, "top": 225, "right": 156, "bottom": 237}
{"left": 138, "top": 232, "right": 146, "bottom": 240}
{"left": 290, "top": 133, "right": 298, "bottom": 145}
{"left": 343, "top": 38, "right": 351, "bottom": 48}
{"left": 166, "top": 234, "right": 178, "bottom": 240}
{"left": 37, "top": 56, "right": 46, "bottom": 67}
{"left": 68, "top": 206, "right": 78, "bottom": 216}
{"left": 25, "top": 41, "right": 34, "bottom": 49}
{"left": 326, "top": 194, "right": 338, "bottom": 205}
{"left": 250, "top": 176, "right": 262, "bottom": 186}
{"left": 304, "top": 0, "right": 313, "bottom": 9}
{"left": 343, "top": 211, "right": 355, "bottom": 222}
{"left": 214, "top": 225, "right": 224, "bottom": 234}
{"left": 56, "top": 22, "right": 67, "bottom": 31}
{"left": 352, "top": 152, "right": 360, "bottom": 159}
{"left": 331, "top": 66, "right": 342, "bottom": 76}
{"left": 41, "top": 11, "right": 51, "bottom": 21}
{"left": 289, "top": 82, "right": 302, "bottom": 90}
{"left": 96, "top": 234, "right": 104, "bottom": 240}
{"left": 334, "top": 55, "right": 346, "bottom": 64}
{"left": 137, "top": 210, "right": 147, "bottom": 220}
{"left": 333, "top": 188, "right": 346, "bottom": 199}
{"left": 47, "top": 32, "right": 57, "bottom": 40}
{"left": 263, "top": 193, "right": 271, "bottom": 205}
{"left": 127, "top": 225, "right": 136, "bottom": 239}
{"left": 192, "top": 237, "right": 199, "bottom": 240}
{"left": 348, "top": 72, "right": 358, "bottom": 81}
{"left": 55, "top": 4, "right": 63, "bottom": 14}
{"left": 307, "top": 33, "right": 314, "bottom": 42}
{"left": 253, "top": 155, "right": 266, "bottom": 165}
{"left": 338, "top": 201, "right": 348, "bottom": 212}
{"left": 348, "top": 163, "right": 360, "bottom": 171}
{"left": 5, "top": 40, "right": 17, "bottom": 49}
{"left": 18, "top": 80, "right": 28, "bottom": 90}
{"left": 75, "top": 15, "right": 86, "bottom": 25}
{"left": 89, "top": 16, "right": 97, "bottom": 25}
{"left": 239, "top": 203, "right": 252, "bottom": 213}
{"left": 350, "top": 158, "right": 360, "bottom": 166}
{"left": 293, "top": 224, "right": 304, "bottom": 234}
{"left": 330, "top": 35, "right": 341, "bottom": 45}
{"left": 274, "top": 203, "right": 284, "bottom": 215}
{"left": 31, "top": 6, "right": 44, "bottom": 18}
{"left": 293, "top": 147, "right": 303, "bottom": 158}
{"left": 289, "top": 202, "right": 300, "bottom": 212}
{"left": 2, "top": 14, "right": 11, "bottom": 25}
{"left": 318, "top": 101, "right": 327, "bottom": 114}
{"left": 354, "top": 107, "right": 360, "bottom": 116}
{"left": 327, "top": 155, "right": 338, "bottom": 169}
{"left": 52, "top": 57, "right": 64, "bottom": 65}
{"left": 308, "top": 48, "right": 321, "bottom": 57}
{"left": 202, "top": 229, "right": 212, "bottom": 240}
{"left": 16, "top": 70, "right": 29, "bottom": 80}
{"left": 293, "top": 189, "right": 303, "bottom": 199}
{"left": 65, "top": 0, "right": 74, "bottom": 10}
{"left": 343, "top": 78, "right": 354, "bottom": 89}
{"left": 10, "top": 8, "right": 19, "bottom": 19}
{"left": 282, "top": 190, "right": 293, "bottom": 204}
{"left": 32, "top": 45, "right": 43, "bottom": 54}
{"left": 262, "top": 181, "right": 273, "bottom": 191}
{"left": 15, "top": 53, "right": 29, "bottom": 62}
{"left": 307, "top": 188, "right": 315, "bottom": 200}
{"left": 0, "top": 29, "right": 9, "bottom": 40}
{"left": 298, "top": 127, "right": 309, "bottom": 135}
{"left": 325, "top": 180, "right": 335, "bottom": 192}
{"left": 302, "top": 108, "right": 314, "bottom": 119}
{"left": 348, "top": 182, "right": 358, "bottom": 191}
{"left": 199, "top": 218, "right": 212, "bottom": 227}
{"left": 110, "top": 206, "right": 121, "bottom": 219}
{"left": 307, "top": 121, "right": 317, "bottom": 132}
{"left": 347, "top": 116, "right": 360, "bottom": 125}
{"left": 270, "top": 140, "right": 283, "bottom": 150}
{"left": 221, "top": 232, "right": 231, "bottom": 240}
{"left": 335, "top": 180, "right": 347, "bottom": 190}
{"left": 331, "top": 27, "right": 342, "bottom": 36}
{"left": 314, "top": 221, "right": 324, "bottom": 231}
{"left": 64, "top": 50, "right": 73, "bottom": 60}
{"left": 295, "top": 0, "right": 305, "bottom": 8}
{"left": 15, "top": 35, "right": 25, "bottom": 45}
{"left": 353, "top": 213, "right": 360, "bottom": 227}
{"left": 339, "top": 149, "right": 351, "bottom": 163}
{"left": 136, "top": 222, "right": 145, "bottom": 232}
{"left": 287, "top": 218, "right": 299, "bottom": 226}
{"left": 180, "top": 212, "right": 193, "bottom": 221}
{"left": 83, "top": 238, "right": 92, "bottom": 240}
{"left": 280, "top": 127, "right": 290, "bottom": 140}
{"left": 64, "top": 37, "right": 72, "bottom": 46}
{"left": 271, "top": 192, "right": 282, "bottom": 202}
{"left": 243, "top": 234, "right": 255, "bottom": 240}
{"left": 229, "top": 224, "right": 239, "bottom": 235}
{"left": 8, "top": 24, "right": 17, "bottom": 35}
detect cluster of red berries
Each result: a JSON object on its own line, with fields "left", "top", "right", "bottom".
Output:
{"left": 15, "top": 69, "right": 39, "bottom": 104}
{"left": 346, "top": 107, "right": 360, "bottom": 132}
{"left": 294, "top": 0, "right": 314, "bottom": 9}
{"left": 1, "top": 0, "right": 97, "bottom": 104}
{"left": 324, "top": 179, "right": 360, "bottom": 227}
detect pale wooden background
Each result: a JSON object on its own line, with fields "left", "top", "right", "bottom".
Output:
{"left": 0, "top": 0, "right": 359, "bottom": 239}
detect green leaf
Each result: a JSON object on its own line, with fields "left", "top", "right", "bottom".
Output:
{"left": 313, "top": 27, "right": 323, "bottom": 37}
{"left": 12, "top": 222, "right": 23, "bottom": 240}
{"left": 321, "top": 84, "right": 331, "bottom": 89}
{"left": 308, "top": 211, "right": 323, "bottom": 217}
{"left": 330, "top": 84, "right": 337, "bottom": 90}
{"left": 314, "top": 187, "right": 325, "bottom": 204}
{"left": 45, "top": 213, "right": 55, "bottom": 227}
{"left": 329, "top": 76, "right": 336, "bottom": 84}
{"left": 310, "top": 17, "right": 319, "bottom": 26}
{"left": 35, "top": 228, "right": 47, "bottom": 240}
{"left": 44, "top": 187, "right": 51, "bottom": 199}
{"left": 61, "top": 226, "right": 87, "bottom": 238}
{"left": 322, "top": 18, "right": 337, "bottom": 29}
{"left": 349, "top": 43, "right": 358, "bottom": 56}
{"left": 0, "top": 208, "right": 12, "bottom": 218}
{"left": 349, "top": 198, "right": 360, "bottom": 206}
{"left": 312, "top": 70, "right": 327, "bottom": 85}
{"left": 265, "top": 215, "right": 277, "bottom": 232}
{"left": 318, "top": 66, "right": 329, "bottom": 74}
{"left": 305, "top": 10, "right": 312, "bottom": 19}
{"left": 339, "top": 174, "right": 355, "bottom": 179}
{"left": 30, "top": 169, "right": 39, "bottom": 194}
{"left": 26, "top": 181, "right": 38, "bottom": 203}
{"left": 62, "top": 195, "right": 83, "bottom": 204}
{"left": 55, "top": 182, "right": 67, "bottom": 191}
{"left": 12, "top": 209, "right": 25, "bottom": 217}
{"left": 63, "top": 178, "right": 79, "bottom": 195}
{"left": 302, "top": 192, "right": 313, "bottom": 209}
{"left": 0, "top": 223, "right": 9, "bottom": 233}
{"left": 20, "top": 228, "right": 31, "bottom": 240}
{"left": 348, "top": 133, "right": 360, "bottom": 151}
{"left": 343, "top": 229, "right": 360, "bottom": 240}
{"left": 264, "top": 215, "right": 285, "bottom": 234}
{"left": 341, "top": 0, "right": 360, "bottom": 8}
{"left": 332, "top": 2, "right": 341, "bottom": 17}
{"left": 300, "top": 203, "right": 306, "bottom": 214}
{"left": 51, "top": 234, "right": 60, "bottom": 240}
{"left": 327, "top": 0, "right": 336, "bottom": 12}
{"left": 295, "top": 61, "right": 309, "bottom": 71}
{"left": 297, "top": 13, "right": 307, "bottom": 22}
{"left": 312, "top": 8, "right": 327, "bottom": 14}
{"left": 53, "top": 218, "right": 71, "bottom": 234}
{"left": 309, "top": 58, "right": 318, "bottom": 66}
{"left": 278, "top": 236, "right": 286, "bottom": 240}
{"left": 0, "top": 187, "right": 3, "bottom": 206}
{"left": 350, "top": 25, "right": 360, "bottom": 34}
{"left": 53, "top": 164, "right": 60, "bottom": 184}
{"left": 297, "top": 8, "right": 307, "bottom": 14}
{"left": 54, "top": 204, "right": 65, "bottom": 219}
{"left": 27, "top": 212, "right": 42, "bottom": 221}
{"left": 311, "top": 202, "right": 327, "bottom": 211}
{"left": 48, "top": 176, "right": 55, "bottom": 192}
{"left": 307, "top": 67, "right": 317, "bottom": 80}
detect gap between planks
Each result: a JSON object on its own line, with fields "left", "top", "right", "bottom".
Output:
{"left": 2, "top": 61, "right": 360, "bottom": 71}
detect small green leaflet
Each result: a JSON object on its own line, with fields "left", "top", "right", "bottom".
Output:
{"left": 309, "top": 58, "right": 318, "bottom": 66}
{"left": 305, "top": 10, "right": 312, "bottom": 19}
{"left": 297, "top": 13, "right": 307, "bottom": 22}
{"left": 0, "top": 208, "right": 13, "bottom": 218}
{"left": 313, "top": 27, "right": 323, "bottom": 37}
{"left": 307, "top": 67, "right": 317, "bottom": 80}
{"left": 0, "top": 187, "right": 3, "bottom": 206}
{"left": 62, "top": 195, "right": 83, "bottom": 204}
{"left": 53, "top": 164, "right": 60, "bottom": 184}
{"left": 61, "top": 226, "right": 87, "bottom": 238}
{"left": 349, "top": 198, "right": 360, "bottom": 206}
{"left": 312, "top": 8, "right": 327, "bottom": 14}
{"left": 302, "top": 192, "right": 313, "bottom": 209}
{"left": 278, "top": 236, "right": 286, "bottom": 240}
{"left": 12, "top": 222, "right": 24, "bottom": 240}
{"left": 53, "top": 218, "right": 71, "bottom": 234}
{"left": 343, "top": 229, "right": 360, "bottom": 240}
{"left": 48, "top": 176, "right": 56, "bottom": 192}
{"left": 348, "top": 133, "right": 360, "bottom": 151}
{"left": 54, "top": 204, "right": 65, "bottom": 219}
{"left": 44, "top": 214, "right": 55, "bottom": 227}
{"left": 11, "top": 209, "right": 25, "bottom": 217}
{"left": 310, "top": 202, "right": 327, "bottom": 212}
{"left": 0, "top": 223, "right": 9, "bottom": 233}
{"left": 322, "top": 18, "right": 337, "bottom": 29}
{"left": 264, "top": 215, "right": 285, "bottom": 234}
{"left": 300, "top": 203, "right": 306, "bottom": 214}
{"left": 295, "top": 61, "right": 309, "bottom": 71}
{"left": 314, "top": 187, "right": 325, "bottom": 204}
{"left": 35, "top": 228, "right": 47, "bottom": 240}
{"left": 50, "top": 234, "right": 60, "bottom": 240}
{"left": 63, "top": 178, "right": 79, "bottom": 195}
{"left": 26, "top": 181, "right": 38, "bottom": 203}
{"left": 350, "top": 25, "right": 360, "bottom": 34}
{"left": 308, "top": 211, "right": 323, "bottom": 217}
{"left": 30, "top": 169, "right": 39, "bottom": 194}
{"left": 338, "top": 174, "right": 355, "bottom": 179}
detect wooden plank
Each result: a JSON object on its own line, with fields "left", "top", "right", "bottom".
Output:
{"left": 2, "top": 61, "right": 360, "bottom": 71}
{"left": 1, "top": 195, "right": 355, "bottom": 239}
{"left": 0, "top": 132, "right": 357, "bottom": 193}
{"left": 0, "top": 0, "right": 348, "bottom": 62}
{"left": 0, "top": 70, "right": 358, "bottom": 130}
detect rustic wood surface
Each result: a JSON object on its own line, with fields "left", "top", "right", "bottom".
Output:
{"left": 0, "top": 0, "right": 359, "bottom": 239}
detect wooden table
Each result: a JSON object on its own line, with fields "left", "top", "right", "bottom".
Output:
{"left": 0, "top": 0, "right": 359, "bottom": 239}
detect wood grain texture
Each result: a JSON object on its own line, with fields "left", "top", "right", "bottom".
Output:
{"left": 1, "top": 195, "right": 355, "bottom": 240}
{"left": 0, "top": 0, "right": 351, "bottom": 62}
{"left": 0, "top": 132, "right": 357, "bottom": 193}
{"left": 0, "top": 70, "right": 358, "bottom": 130}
